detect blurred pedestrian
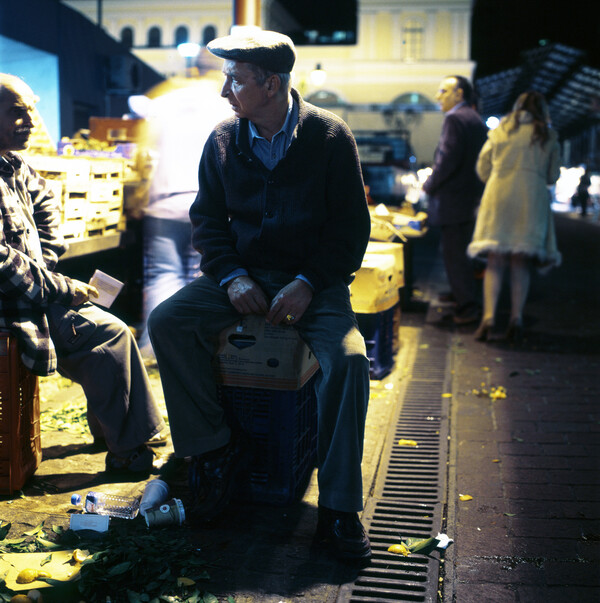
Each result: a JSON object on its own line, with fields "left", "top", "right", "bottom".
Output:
{"left": 423, "top": 75, "right": 488, "bottom": 324}
{"left": 468, "top": 91, "right": 561, "bottom": 342}
{"left": 0, "top": 73, "right": 165, "bottom": 475}
{"left": 575, "top": 167, "right": 592, "bottom": 217}
{"left": 136, "top": 74, "right": 231, "bottom": 360}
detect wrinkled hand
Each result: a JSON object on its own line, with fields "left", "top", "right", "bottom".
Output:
{"left": 71, "top": 279, "right": 99, "bottom": 306}
{"left": 227, "top": 275, "right": 269, "bottom": 315}
{"left": 267, "top": 279, "right": 313, "bottom": 326}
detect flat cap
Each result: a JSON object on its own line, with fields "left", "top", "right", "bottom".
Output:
{"left": 207, "top": 29, "right": 296, "bottom": 73}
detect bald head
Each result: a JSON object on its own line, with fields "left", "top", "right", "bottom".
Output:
{"left": 0, "top": 73, "right": 36, "bottom": 104}
{"left": 0, "top": 73, "right": 38, "bottom": 155}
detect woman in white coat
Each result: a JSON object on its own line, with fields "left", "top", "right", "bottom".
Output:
{"left": 468, "top": 91, "right": 561, "bottom": 342}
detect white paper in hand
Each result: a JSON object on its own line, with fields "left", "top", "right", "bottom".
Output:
{"left": 89, "top": 269, "right": 124, "bottom": 308}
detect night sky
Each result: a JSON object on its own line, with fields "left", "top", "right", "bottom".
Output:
{"left": 471, "top": 0, "right": 600, "bottom": 78}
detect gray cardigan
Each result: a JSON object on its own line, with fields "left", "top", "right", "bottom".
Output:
{"left": 189, "top": 89, "right": 371, "bottom": 293}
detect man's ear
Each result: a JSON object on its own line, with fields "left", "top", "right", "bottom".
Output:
{"left": 266, "top": 74, "right": 281, "bottom": 95}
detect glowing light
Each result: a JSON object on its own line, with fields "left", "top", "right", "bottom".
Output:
{"left": 310, "top": 63, "right": 327, "bottom": 87}
{"left": 486, "top": 116, "right": 500, "bottom": 129}
{"left": 177, "top": 43, "right": 201, "bottom": 58}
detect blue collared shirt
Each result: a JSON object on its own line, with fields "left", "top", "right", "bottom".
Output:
{"left": 248, "top": 96, "right": 297, "bottom": 170}
{"left": 220, "top": 96, "right": 313, "bottom": 290}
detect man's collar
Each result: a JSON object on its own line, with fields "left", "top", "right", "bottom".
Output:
{"left": 447, "top": 101, "right": 467, "bottom": 115}
{"left": 0, "top": 153, "right": 18, "bottom": 175}
{"left": 248, "top": 95, "right": 295, "bottom": 143}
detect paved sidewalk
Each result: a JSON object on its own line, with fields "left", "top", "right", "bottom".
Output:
{"left": 414, "top": 213, "right": 600, "bottom": 602}
{"left": 0, "top": 213, "right": 596, "bottom": 602}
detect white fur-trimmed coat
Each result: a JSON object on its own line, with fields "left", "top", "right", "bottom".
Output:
{"left": 467, "top": 112, "right": 561, "bottom": 271}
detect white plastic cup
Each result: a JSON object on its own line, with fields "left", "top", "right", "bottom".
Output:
{"left": 139, "top": 479, "right": 170, "bottom": 517}
{"left": 144, "top": 498, "right": 185, "bottom": 527}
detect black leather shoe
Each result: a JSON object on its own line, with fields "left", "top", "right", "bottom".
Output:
{"left": 453, "top": 303, "right": 481, "bottom": 325}
{"left": 188, "top": 438, "right": 246, "bottom": 522}
{"left": 105, "top": 444, "right": 154, "bottom": 476}
{"left": 506, "top": 319, "right": 524, "bottom": 345}
{"left": 315, "top": 505, "right": 372, "bottom": 561}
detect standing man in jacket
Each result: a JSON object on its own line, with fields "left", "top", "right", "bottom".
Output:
{"left": 0, "top": 73, "right": 165, "bottom": 475}
{"left": 148, "top": 29, "right": 372, "bottom": 561}
{"left": 423, "top": 75, "right": 488, "bottom": 324}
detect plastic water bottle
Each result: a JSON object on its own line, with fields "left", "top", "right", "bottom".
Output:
{"left": 71, "top": 491, "right": 141, "bottom": 520}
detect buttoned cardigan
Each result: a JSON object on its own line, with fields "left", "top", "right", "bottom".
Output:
{"left": 190, "top": 89, "right": 371, "bottom": 294}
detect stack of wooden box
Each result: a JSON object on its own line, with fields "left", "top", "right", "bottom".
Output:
{"left": 24, "top": 155, "right": 124, "bottom": 241}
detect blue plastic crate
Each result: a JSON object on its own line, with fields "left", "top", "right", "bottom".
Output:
{"left": 356, "top": 304, "right": 398, "bottom": 379}
{"left": 218, "top": 375, "right": 318, "bottom": 505}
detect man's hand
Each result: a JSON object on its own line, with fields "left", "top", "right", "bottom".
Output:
{"left": 267, "top": 279, "right": 313, "bottom": 326}
{"left": 71, "top": 280, "right": 99, "bottom": 306}
{"left": 227, "top": 275, "right": 269, "bottom": 315}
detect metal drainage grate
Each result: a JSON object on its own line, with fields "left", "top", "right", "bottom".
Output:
{"left": 339, "top": 332, "right": 451, "bottom": 602}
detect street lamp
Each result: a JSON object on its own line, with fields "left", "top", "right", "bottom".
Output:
{"left": 177, "top": 43, "right": 201, "bottom": 77}
{"left": 310, "top": 63, "right": 327, "bottom": 87}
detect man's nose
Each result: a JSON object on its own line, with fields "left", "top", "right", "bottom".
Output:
{"left": 221, "top": 81, "right": 230, "bottom": 98}
{"left": 20, "top": 111, "right": 34, "bottom": 127}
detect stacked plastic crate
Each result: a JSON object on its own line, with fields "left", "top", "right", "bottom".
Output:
{"left": 350, "top": 241, "right": 404, "bottom": 379}
{"left": 214, "top": 316, "right": 320, "bottom": 505}
{"left": 0, "top": 332, "right": 42, "bottom": 494}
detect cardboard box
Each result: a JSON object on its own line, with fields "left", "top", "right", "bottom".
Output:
{"left": 392, "top": 210, "right": 427, "bottom": 231}
{"left": 89, "top": 116, "right": 147, "bottom": 143}
{"left": 366, "top": 241, "right": 404, "bottom": 288}
{"left": 350, "top": 253, "right": 400, "bottom": 314}
{"left": 215, "top": 316, "right": 319, "bottom": 390}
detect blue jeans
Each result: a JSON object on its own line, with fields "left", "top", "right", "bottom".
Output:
{"left": 148, "top": 269, "right": 370, "bottom": 512}
{"left": 138, "top": 216, "right": 200, "bottom": 353}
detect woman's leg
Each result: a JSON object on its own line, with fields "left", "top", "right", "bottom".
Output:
{"left": 509, "top": 253, "right": 531, "bottom": 325}
{"left": 482, "top": 252, "right": 506, "bottom": 324}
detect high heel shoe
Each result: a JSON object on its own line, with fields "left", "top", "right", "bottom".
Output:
{"left": 506, "top": 319, "right": 523, "bottom": 344}
{"left": 474, "top": 319, "right": 494, "bottom": 342}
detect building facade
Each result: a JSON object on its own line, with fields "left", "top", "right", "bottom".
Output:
{"left": 63, "top": 0, "right": 477, "bottom": 162}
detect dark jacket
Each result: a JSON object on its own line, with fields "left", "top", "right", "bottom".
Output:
{"left": 423, "top": 104, "right": 488, "bottom": 225}
{"left": 190, "top": 89, "right": 370, "bottom": 293}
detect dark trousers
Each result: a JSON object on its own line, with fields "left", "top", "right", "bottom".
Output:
{"left": 440, "top": 220, "right": 477, "bottom": 311}
{"left": 49, "top": 303, "right": 165, "bottom": 455}
{"left": 148, "top": 269, "right": 370, "bottom": 512}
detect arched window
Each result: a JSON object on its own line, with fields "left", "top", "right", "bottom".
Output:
{"left": 147, "top": 26, "right": 161, "bottom": 48}
{"left": 202, "top": 25, "right": 217, "bottom": 46}
{"left": 402, "top": 19, "right": 424, "bottom": 61}
{"left": 175, "top": 25, "right": 189, "bottom": 46}
{"left": 120, "top": 26, "right": 134, "bottom": 49}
